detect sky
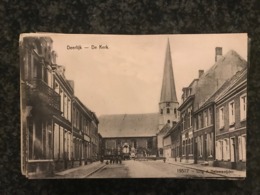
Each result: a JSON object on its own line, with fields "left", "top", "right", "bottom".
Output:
{"left": 38, "top": 33, "right": 248, "bottom": 116}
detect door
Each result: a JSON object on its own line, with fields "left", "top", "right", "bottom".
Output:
{"left": 230, "top": 137, "right": 236, "bottom": 169}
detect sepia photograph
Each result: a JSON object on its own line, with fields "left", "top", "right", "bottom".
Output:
{"left": 20, "top": 33, "right": 247, "bottom": 179}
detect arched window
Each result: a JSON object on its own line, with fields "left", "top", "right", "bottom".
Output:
{"left": 167, "top": 120, "right": 170, "bottom": 124}
{"left": 167, "top": 108, "right": 170, "bottom": 114}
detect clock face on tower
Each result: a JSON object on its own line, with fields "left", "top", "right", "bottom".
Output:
{"left": 166, "top": 102, "right": 170, "bottom": 107}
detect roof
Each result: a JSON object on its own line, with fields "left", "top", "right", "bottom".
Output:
{"left": 98, "top": 113, "right": 159, "bottom": 138}
{"left": 163, "top": 121, "right": 181, "bottom": 138}
{"left": 160, "top": 39, "right": 178, "bottom": 103}
{"left": 215, "top": 67, "right": 247, "bottom": 103}
{"left": 157, "top": 123, "right": 172, "bottom": 135}
{"left": 196, "top": 68, "right": 247, "bottom": 112}
{"left": 193, "top": 50, "right": 247, "bottom": 111}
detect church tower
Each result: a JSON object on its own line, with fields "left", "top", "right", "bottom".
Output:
{"left": 159, "top": 39, "right": 179, "bottom": 130}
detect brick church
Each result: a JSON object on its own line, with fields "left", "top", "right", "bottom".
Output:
{"left": 98, "top": 39, "right": 179, "bottom": 158}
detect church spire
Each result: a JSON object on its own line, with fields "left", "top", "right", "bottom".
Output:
{"left": 160, "top": 38, "right": 178, "bottom": 103}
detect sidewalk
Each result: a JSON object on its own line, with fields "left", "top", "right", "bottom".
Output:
{"left": 53, "top": 161, "right": 106, "bottom": 178}
{"left": 166, "top": 158, "right": 246, "bottom": 178}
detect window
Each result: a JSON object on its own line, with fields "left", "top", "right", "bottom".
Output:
{"left": 208, "top": 108, "right": 213, "bottom": 125}
{"left": 167, "top": 108, "right": 170, "bottom": 114}
{"left": 209, "top": 132, "right": 213, "bottom": 156}
{"left": 219, "top": 107, "right": 224, "bottom": 129}
{"left": 207, "top": 133, "right": 213, "bottom": 157}
{"left": 54, "top": 81, "right": 59, "bottom": 93}
{"left": 187, "top": 108, "right": 192, "bottom": 128}
{"left": 54, "top": 124, "right": 59, "bottom": 159}
{"left": 182, "top": 140, "right": 185, "bottom": 156}
{"left": 218, "top": 140, "right": 223, "bottom": 160}
{"left": 160, "top": 109, "right": 163, "bottom": 114}
{"left": 60, "top": 128, "right": 64, "bottom": 159}
{"left": 68, "top": 98, "right": 71, "bottom": 122}
{"left": 238, "top": 135, "right": 246, "bottom": 161}
{"left": 216, "top": 141, "right": 220, "bottom": 160}
{"left": 229, "top": 101, "right": 235, "bottom": 126}
{"left": 194, "top": 116, "right": 197, "bottom": 130}
{"left": 198, "top": 113, "right": 202, "bottom": 129}
{"left": 240, "top": 94, "right": 247, "bottom": 121}
{"left": 223, "top": 138, "right": 230, "bottom": 161}
{"left": 60, "top": 90, "right": 64, "bottom": 114}
{"left": 182, "top": 113, "right": 185, "bottom": 130}
{"left": 217, "top": 140, "right": 223, "bottom": 160}
{"left": 64, "top": 94, "right": 67, "bottom": 119}
{"left": 190, "top": 138, "right": 193, "bottom": 155}
{"left": 187, "top": 139, "right": 190, "bottom": 154}
{"left": 198, "top": 136, "right": 203, "bottom": 157}
{"left": 200, "top": 135, "right": 203, "bottom": 157}
{"left": 204, "top": 110, "right": 208, "bottom": 127}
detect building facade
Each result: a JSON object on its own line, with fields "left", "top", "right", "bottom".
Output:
{"left": 21, "top": 37, "right": 61, "bottom": 176}
{"left": 163, "top": 122, "right": 181, "bottom": 162}
{"left": 20, "top": 37, "right": 99, "bottom": 177}
{"left": 162, "top": 48, "right": 247, "bottom": 169}
{"left": 215, "top": 68, "right": 247, "bottom": 170}
{"left": 193, "top": 103, "right": 215, "bottom": 165}
{"left": 99, "top": 113, "right": 159, "bottom": 158}
{"left": 178, "top": 78, "right": 198, "bottom": 163}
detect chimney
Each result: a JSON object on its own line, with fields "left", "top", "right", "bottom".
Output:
{"left": 199, "top": 70, "right": 204, "bottom": 78}
{"left": 215, "top": 47, "right": 222, "bottom": 62}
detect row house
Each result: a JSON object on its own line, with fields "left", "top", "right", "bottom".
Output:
{"left": 20, "top": 36, "right": 100, "bottom": 177}
{"left": 192, "top": 49, "right": 246, "bottom": 167}
{"left": 73, "top": 97, "right": 99, "bottom": 165}
{"left": 163, "top": 122, "right": 181, "bottom": 162}
{"left": 162, "top": 48, "right": 247, "bottom": 170}
{"left": 215, "top": 68, "right": 247, "bottom": 170}
{"left": 52, "top": 64, "right": 74, "bottom": 171}
{"left": 178, "top": 78, "right": 198, "bottom": 163}
{"left": 20, "top": 37, "right": 62, "bottom": 176}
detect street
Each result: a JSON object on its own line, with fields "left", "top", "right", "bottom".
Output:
{"left": 52, "top": 159, "right": 245, "bottom": 179}
{"left": 87, "top": 160, "right": 223, "bottom": 178}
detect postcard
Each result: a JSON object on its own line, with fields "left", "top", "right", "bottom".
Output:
{"left": 20, "top": 33, "right": 247, "bottom": 179}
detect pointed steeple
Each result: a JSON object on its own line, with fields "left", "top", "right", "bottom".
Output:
{"left": 160, "top": 38, "right": 178, "bottom": 103}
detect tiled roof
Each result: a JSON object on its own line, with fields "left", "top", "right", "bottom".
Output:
{"left": 215, "top": 68, "right": 247, "bottom": 103}
{"left": 164, "top": 121, "right": 181, "bottom": 138}
{"left": 98, "top": 113, "right": 159, "bottom": 138}
{"left": 193, "top": 50, "right": 247, "bottom": 111}
{"left": 194, "top": 68, "right": 246, "bottom": 113}
{"left": 157, "top": 123, "right": 171, "bottom": 135}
